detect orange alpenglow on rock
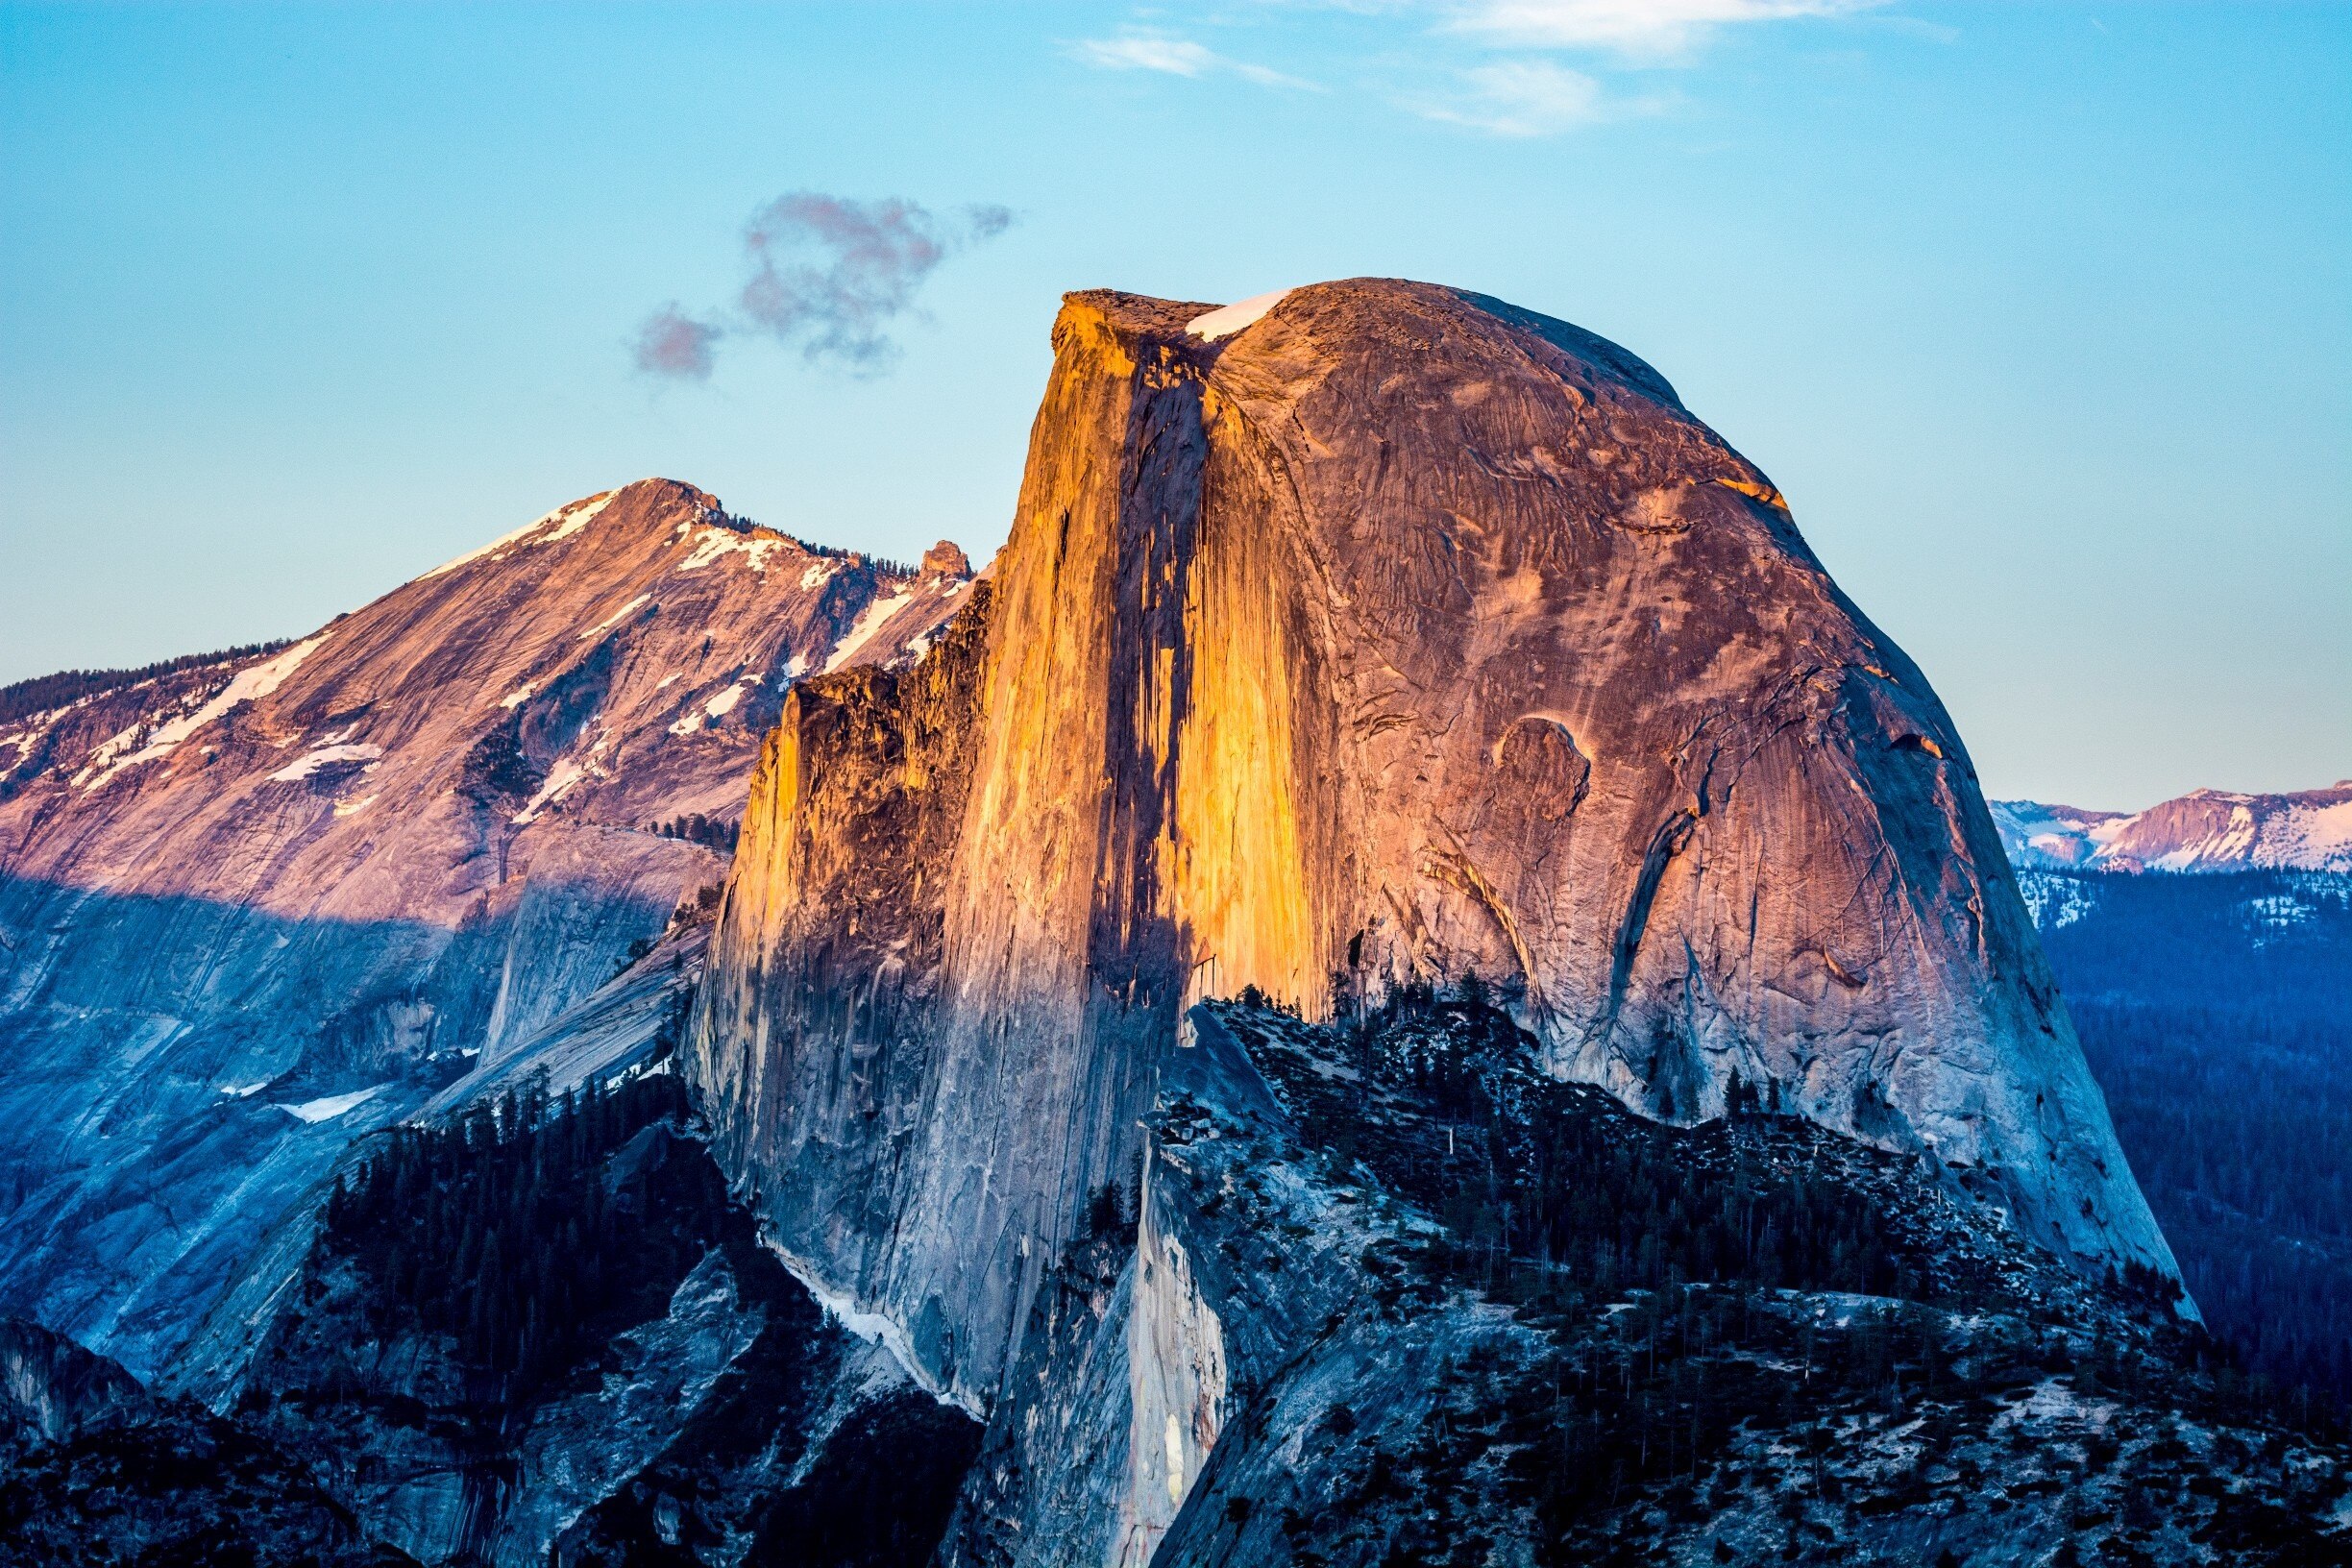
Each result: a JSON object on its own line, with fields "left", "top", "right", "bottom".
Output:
{"left": 687, "top": 279, "right": 2177, "bottom": 1414}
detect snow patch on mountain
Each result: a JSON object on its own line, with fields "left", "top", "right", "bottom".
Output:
{"left": 579, "top": 594, "right": 651, "bottom": 639}
{"left": 420, "top": 491, "right": 617, "bottom": 580}
{"left": 1187, "top": 289, "right": 1290, "bottom": 342}
{"left": 2017, "top": 873, "right": 2098, "bottom": 930}
{"left": 670, "top": 677, "right": 758, "bottom": 735}
{"left": 511, "top": 758, "right": 587, "bottom": 825}
{"left": 275, "top": 1086, "right": 386, "bottom": 1123}
{"left": 701, "top": 679, "right": 751, "bottom": 720}
{"left": 1996, "top": 783, "right": 2352, "bottom": 874}
{"left": 74, "top": 635, "right": 330, "bottom": 791}
{"left": 537, "top": 492, "right": 618, "bottom": 545}
{"left": 822, "top": 588, "right": 918, "bottom": 674}
{"left": 267, "top": 744, "right": 381, "bottom": 783}
{"left": 1988, "top": 800, "right": 2126, "bottom": 869}
{"left": 676, "top": 527, "right": 786, "bottom": 575}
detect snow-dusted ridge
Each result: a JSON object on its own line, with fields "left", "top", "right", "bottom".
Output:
{"left": 74, "top": 635, "right": 330, "bottom": 791}
{"left": 1995, "top": 782, "right": 2352, "bottom": 875}
{"left": 419, "top": 490, "right": 619, "bottom": 580}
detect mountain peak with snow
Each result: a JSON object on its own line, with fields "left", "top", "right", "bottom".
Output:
{"left": 1994, "top": 782, "right": 2352, "bottom": 874}
{"left": 0, "top": 477, "right": 973, "bottom": 1377}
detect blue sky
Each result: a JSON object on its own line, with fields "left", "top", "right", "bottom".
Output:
{"left": 1, "top": 1, "right": 2344, "bottom": 807}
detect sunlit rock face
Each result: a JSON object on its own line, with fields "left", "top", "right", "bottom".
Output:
{"left": 691, "top": 279, "right": 2177, "bottom": 1433}
{"left": 0, "top": 478, "right": 969, "bottom": 1378}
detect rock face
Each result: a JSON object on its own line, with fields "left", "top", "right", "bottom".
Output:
{"left": 0, "top": 479, "right": 970, "bottom": 1378}
{"left": 690, "top": 277, "right": 2178, "bottom": 1520}
{"left": 0, "top": 1317, "right": 148, "bottom": 1456}
{"left": 1023, "top": 996, "right": 2336, "bottom": 1568}
{"left": 1996, "top": 783, "right": 2352, "bottom": 874}
{"left": 230, "top": 1074, "right": 979, "bottom": 1566}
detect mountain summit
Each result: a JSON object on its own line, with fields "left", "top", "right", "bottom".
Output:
{"left": 685, "top": 281, "right": 2179, "bottom": 1554}
{"left": 0, "top": 479, "right": 968, "bottom": 1377}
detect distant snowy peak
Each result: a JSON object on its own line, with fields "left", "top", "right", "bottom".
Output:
{"left": 1994, "top": 783, "right": 2352, "bottom": 874}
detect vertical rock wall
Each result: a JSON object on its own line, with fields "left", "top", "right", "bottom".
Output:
{"left": 690, "top": 281, "right": 2178, "bottom": 1459}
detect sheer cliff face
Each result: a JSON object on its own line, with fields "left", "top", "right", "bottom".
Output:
{"left": 0, "top": 479, "right": 969, "bottom": 1376}
{"left": 693, "top": 280, "right": 2175, "bottom": 1412}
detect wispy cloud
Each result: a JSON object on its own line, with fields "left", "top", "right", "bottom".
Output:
{"left": 1408, "top": 58, "right": 1618, "bottom": 135}
{"left": 1068, "top": 32, "right": 1317, "bottom": 89}
{"left": 1444, "top": 0, "right": 1885, "bottom": 61}
{"left": 632, "top": 307, "right": 722, "bottom": 380}
{"left": 634, "top": 193, "right": 1014, "bottom": 380}
{"left": 1061, "top": 2, "right": 1889, "bottom": 141}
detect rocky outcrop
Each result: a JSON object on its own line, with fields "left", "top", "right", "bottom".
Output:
{"left": 0, "top": 479, "right": 970, "bottom": 1379}
{"left": 0, "top": 1317, "right": 148, "bottom": 1456}
{"left": 1092, "top": 997, "right": 2340, "bottom": 1567}
{"left": 1997, "top": 783, "right": 2352, "bottom": 874}
{"left": 691, "top": 281, "right": 2176, "bottom": 1448}
{"left": 0, "top": 1320, "right": 417, "bottom": 1566}
{"left": 226, "top": 1072, "right": 978, "bottom": 1566}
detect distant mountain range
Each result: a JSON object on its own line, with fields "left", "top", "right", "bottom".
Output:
{"left": 1994, "top": 782, "right": 2352, "bottom": 874}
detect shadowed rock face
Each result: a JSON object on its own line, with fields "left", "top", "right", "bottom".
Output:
{"left": 690, "top": 280, "right": 2177, "bottom": 1433}
{"left": 0, "top": 1317, "right": 149, "bottom": 1454}
{"left": 0, "top": 479, "right": 970, "bottom": 1377}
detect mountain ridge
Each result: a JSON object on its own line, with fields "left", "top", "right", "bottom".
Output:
{"left": 0, "top": 477, "right": 972, "bottom": 1380}
{"left": 1994, "top": 782, "right": 2352, "bottom": 875}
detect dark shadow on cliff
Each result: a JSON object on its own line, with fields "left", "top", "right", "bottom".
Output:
{"left": 240, "top": 1073, "right": 979, "bottom": 1565}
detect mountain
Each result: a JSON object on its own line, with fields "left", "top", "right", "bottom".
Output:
{"left": 4, "top": 282, "right": 2341, "bottom": 1566}
{"left": 1994, "top": 784, "right": 2352, "bottom": 874}
{"left": 685, "top": 281, "right": 2192, "bottom": 1559}
{"left": 38, "top": 988, "right": 2338, "bottom": 1568}
{"left": 0, "top": 479, "right": 970, "bottom": 1380}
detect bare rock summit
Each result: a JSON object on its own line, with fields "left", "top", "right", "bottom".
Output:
{"left": 689, "top": 280, "right": 2178, "bottom": 1434}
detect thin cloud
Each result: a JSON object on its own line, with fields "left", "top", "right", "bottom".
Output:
{"left": 1445, "top": 0, "right": 1885, "bottom": 61}
{"left": 633, "top": 194, "right": 1015, "bottom": 380}
{"left": 1068, "top": 32, "right": 1318, "bottom": 89}
{"left": 631, "top": 306, "right": 722, "bottom": 380}
{"left": 1409, "top": 59, "right": 1614, "bottom": 135}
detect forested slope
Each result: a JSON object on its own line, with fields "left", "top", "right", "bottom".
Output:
{"left": 2027, "top": 869, "right": 2352, "bottom": 1421}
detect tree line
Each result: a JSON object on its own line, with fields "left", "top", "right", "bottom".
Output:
{"left": 0, "top": 640, "right": 293, "bottom": 726}
{"left": 646, "top": 814, "right": 741, "bottom": 851}
{"left": 320, "top": 1073, "right": 721, "bottom": 1404}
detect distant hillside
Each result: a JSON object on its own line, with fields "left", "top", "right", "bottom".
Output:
{"left": 1996, "top": 783, "right": 2352, "bottom": 873}
{"left": 2019, "top": 865, "right": 2352, "bottom": 1420}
